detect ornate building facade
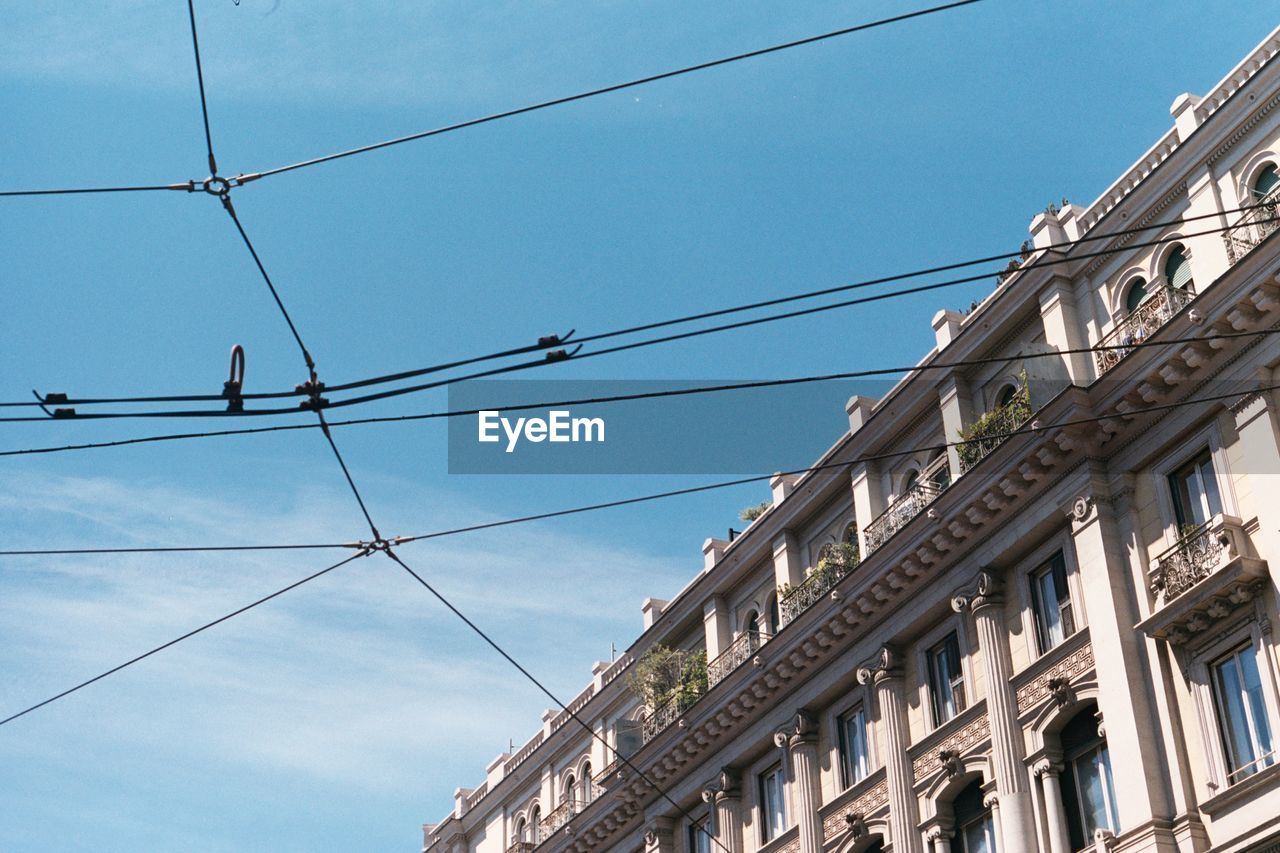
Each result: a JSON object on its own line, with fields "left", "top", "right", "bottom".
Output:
{"left": 423, "top": 27, "right": 1280, "bottom": 853}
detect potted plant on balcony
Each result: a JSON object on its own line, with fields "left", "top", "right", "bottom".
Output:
{"left": 629, "top": 645, "right": 709, "bottom": 713}
{"left": 957, "top": 372, "right": 1032, "bottom": 470}
{"left": 739, "top": 500, "right": 772, "bottom": 523}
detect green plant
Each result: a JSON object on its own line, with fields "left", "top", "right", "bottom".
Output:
{"left": 957, "top": 373, "right": 1032, "bottom": 469}
{"left": 629, "top": 645, "right": 709, "bottom": 711}
{"left": 739, "top": 500, "right": 773, "bottom": 523}
{"left": 778, "top": 541, "right": 860, "bottom": 601}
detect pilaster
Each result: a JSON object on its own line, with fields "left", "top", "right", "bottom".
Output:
{"left": 858, "top": 647, "right": 923, "bottom": 853}
{"left": 951, "top": 570, "right": 1035, "bottom": 848}
{"left": 774, "top": 711, "right": 823, "bottom": 853}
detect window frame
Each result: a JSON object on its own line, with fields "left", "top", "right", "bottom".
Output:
{"left": 1210, "top": 642, "right": 1277, "bottom": 784}
{"left": 687, "top": 813, "right": 713, "bottom": 853}
{"left": 1186, "top": 620, "right": 1280, "bottom": 796}
{"left": 836, "top": 702, "right": 873, "bottom": 789}
{"left": 1029, "top": 550, "right": 1077, "bottom": 655}
{"left": 916, "top": 618, "right": 973, "bottom": 732}
{"left": 1151, "top": 423, "right": 1236, "bottom": 548}
{"left": 757, "top": 762, "right": 789, "bottom": 843}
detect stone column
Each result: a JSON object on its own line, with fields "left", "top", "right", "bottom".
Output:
{"left": 1070, "top": 486, "right": 1175, "bottom": 827}
{"left": 774, "top": 711, "right": 823, "bottom": 853}
{"left": 701, "top": 769, "right": 743, "bottom": 853}
{"left": 952, "top": 571, "right": 1035, "bottom": 849}
{"left": 644, "top": 817, "right": 674, "bottom": 853}
{"left": 1034, "top": 759, "right": 1070, "bottom": 853}
{"left": 858, "top": 647, "right": 923, "bottom": 853}
{"left": 926, "top": 827, "right": 953, "bottom": 853}
{"left": 983, "top": 789, "right": 1003, "bottom": 850}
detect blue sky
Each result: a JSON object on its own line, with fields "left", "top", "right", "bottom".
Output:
{"left": 1, "top": 1, "right": 1276, "bottom": 850}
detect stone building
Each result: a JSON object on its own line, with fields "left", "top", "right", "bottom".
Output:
{"left": 422, "top": 26, "right": 1280, "bottom": 853}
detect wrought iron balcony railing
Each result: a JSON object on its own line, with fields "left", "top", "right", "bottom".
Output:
{"left": 1150, "top": 518, "right": 1233, "bottom": 602}
{"left": 540, "top": 799, "right": 585, "bottom": 840}
{"left": 1223, "top": 185, "right": 1280, "bottom": 265}
{"left": 957, "top": 386, "right": 1033, "bottom": 473}
{"left": 640, "top": 688, "right": 704, "bottom": 744}
{"left": 779, "top": 550, "right": 860, "bottom": 629}
{"left": 1094, "top": 285, "right": 1195, "bottom": 375}
{"left": 863, "top": 455, "right": 951, "bottom": 555}
{"left": 708, "top": 630, "right": 765, "bottom": 686}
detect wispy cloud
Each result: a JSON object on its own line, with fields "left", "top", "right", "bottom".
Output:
{"left": 0, "top": 471, "right": 685, "bottom": 810}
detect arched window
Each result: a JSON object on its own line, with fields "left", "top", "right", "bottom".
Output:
{"left": 767, "top": 594, "right": 780, "bottom": 636}
{"left": 815, "top": 543, "right": 833, "bottom": 568}
{"left": 514, "top": 817, "right": 527, "bottom": 845}
{"left": 842, "top": 522, "right": 858, "bottom": 545}
{"left": 746, "top": 610, "right": 762, "bottom": 644}
{"left": 1165, "top": 245, "right": 1194, "bottom": 292}
{"left": 952, "top": 779, "right": 996, "bottom": 852}
{"left": 528, "top": 805, "right": 541, "bottom": 841}
{"left": 1124, "top": 277, "right": 1148, "bottom": 313}
{"left": 1060, "top": 707, "right": 1119, "bottom": 849}
{"left": 903, "top": 469, "right": 920, "bottom": 493}
{"left": 562, "top": 773, "right": 576, "bottom": 804}
{"left": 996, "top": 384, "right": 1018, "bottom": 407}
{"left": 1254, "top": 163, "right": 1280, "bottom": 200}
{"left": 581, "top": 762, "right": 593, "bottom": 801}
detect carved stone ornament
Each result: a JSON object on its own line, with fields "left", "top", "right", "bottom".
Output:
{"left": 844, "top": 812, "right": 868, "bottom": 839}
{"left": 951, "top": 569, "right": 1003, "bottom": 613}
{"left": 1046, "top": 676, "right": 1074, "bottom": 708}
{"left": 774, "top": 709, "right": 819, "bottom": 749}
{"left": 702, "top": 768, "right": 741, "bottom": 803}
{"left": 856, "top": 645, "right": 901, "bottom": 685}
{"left": 1068, "top": 495, "right": 1094, "bottom": 523}
{"left": 938, "top": 748, "right": 963, "bottom": 779}
{"left": 1032, "top": 759, "right": 1062, "bottom": 780}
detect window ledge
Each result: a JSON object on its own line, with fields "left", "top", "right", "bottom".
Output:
{"left": 1200, "top": 760, "right": 1280, "bottom": 817}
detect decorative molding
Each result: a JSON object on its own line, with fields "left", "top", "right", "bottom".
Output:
{"left": 701, "top": 768, "right": 741, "bottom": 803}
{"left": 1015, "top": 642, "right": 1095, "bottom": 714}
{"left": 821, "top": 779, "right": 889, "bottom": 841}
{"left": 951, "top": 569, "right": 1003, "bottom": 613}
{"left": 912, "top": 715, "right": 991, "bottom": 779}
{"left": 1067, "top": 495, "right": 1094, "bottom": 523}
{"left": 773, "top": 709, "right": 819, "bottom": 750}
{"left": 856, "top": 646, "right": 901, "bottom": 685}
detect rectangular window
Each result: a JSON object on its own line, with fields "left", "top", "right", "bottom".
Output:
{"left": 759, "top": 764, "right": 787, "bottom": 842}
{"left": 1031, "top": 552, "right": 1076, "bottom": 654}
{"left": 838, "top": 706, "right": 870, "bottom": 788}
{"left": 1211, "top": 644, "right": 1276, "bottom": 783}
{"left": 928, "top": 632, "right": 966, "bottom": 726}
{"left": 1170, "top": 450, "right": 1222, "bottom": 529}
{"left": 688, "top": 817, "right": 712, "bottom": 853}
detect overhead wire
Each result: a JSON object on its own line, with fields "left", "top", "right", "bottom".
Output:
{"left": 5, "top": 383, "right": 1274, "bottom": 727}
{"left": 0, "top": 549, "right": 369, "bottom": 728}
{"left": 4, "top": 200, "right": 1267, "bottom": 412}
{"left": 232, "top": 0, "right": 988, "bottom": 185}
{"left": 4, "top": 327, "right": 1278, "bottom": 456}
{"left": 4, "top": 215, "right": 1273, "bottom": 423}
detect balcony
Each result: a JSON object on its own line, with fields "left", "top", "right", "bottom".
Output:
{"left": 640, "top": 689, "right": 703, "bottom": 743}
{"left": 957, "top": 383, "right": 1032, "bottom": 473}
{"left": 507, "top": 843, "right": 535, "bottom": 853}
{"left": 1151, "top": 518, "right": 1235, "bottom": 601}
{"left": 1137, "top": 514, "right": 1269, "bottom": 646}
{"left": 708, "top": 630, "right": 765, "bottom": 686}
{"left": 539, "top": 798, "right": 585, "bottom": 842}
{"left": 779, "top": 540, "right": 861, "bottom": 628}
{"left": 863, "top": 455, "right": 950, "bottom": 555}
{"left": 1094, "top": 285, "right": 1195, "bottom": 375}
{"left": 1223, "top": 185, "right": 1280, "bottom": 265}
